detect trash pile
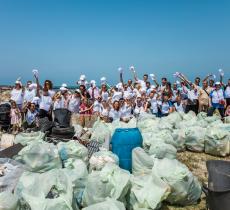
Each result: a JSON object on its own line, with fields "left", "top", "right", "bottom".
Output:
{"left": 0, "top": 111, "right": 230, "bottom": 210}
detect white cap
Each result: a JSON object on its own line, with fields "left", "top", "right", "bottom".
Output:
{"left": 60, "top": 86, "right": 67, "bottom": 91}
{"left": 215, "top": 81, "right": 221, "bottom": 85}
{"left": 129, "top": 66, "right": 135, "bottom": 71}
{"left": 90, "top": 80, "right": 96, "bottom": 85}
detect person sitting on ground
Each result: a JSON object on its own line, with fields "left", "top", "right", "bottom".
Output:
{"left": 23, "top": 102, "right": 39, "bottom": 129}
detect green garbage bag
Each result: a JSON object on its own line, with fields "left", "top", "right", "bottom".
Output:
{"left": 14, "top": 142, "right": 62, "bottom": 173}
{"left": 82, "top": 163, "right": 131, "bottom": 207}
{"left": 171, "top": 129, "right": 186, "bottom": 152}
{"left": 0, "top": 191, "right": 19, "bottom": 210}
{"left": 63, "top": 159, "right": 88, "bottom": 208}
{"left": 148, "top": 142, "right": 177, "bottom": 159}
{"left": 82, "top": 199, "right": 126, "bottom": 210}
{"left": 90, "top": 120, "right": 111, "bottom": 144}
{"left": 152, "top": 158, "right": 202, "bottom": 206}
{"left": 197, "top": 112, "right": 207, "bottom": 120}
{"left": 129, "top": 173, "right": 170, "bottom": 210}
{"left": 184, "top": 126, "right": 206, "bottom": 152}
{"left": 204, "top": 128, "right": 230, "bottom": 157}
{"left": 14, "top": 131, "right": 45, "bottom": 146}
{"left": 89, "top": 151, "right": 119, "bottom": 171}
{"left": 15, "top": 169, "right": 73, "bottom": 210}
{"left": 57, "top": 140, "right": 88, "bottom": 163}
{"left": 132, "top": 147, "right": 154, "bottom": 176}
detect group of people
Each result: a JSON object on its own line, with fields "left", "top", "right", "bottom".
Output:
{"left": 8, "top": 67, "right": 230, "bottom": 133}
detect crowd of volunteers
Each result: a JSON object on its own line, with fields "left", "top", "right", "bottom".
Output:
{"left": 8, "top": 67, "right": 230, "bottom": 133}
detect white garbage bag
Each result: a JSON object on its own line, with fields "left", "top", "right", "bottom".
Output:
{"left": 82, "top": 199, "right": 126, "bottom": 210}
{"left": 0, "top": 191, "right": 19, "bottom": 210}
{"left": 82, "top": 163, "right": 130, "bottom": 207}
{"left": 204, "top": 128, "right": 230, "bottom": 157}
{"left": 14, "top": 142, "right": 62, "bottom": 173}
{"left": 89, "top": 151, "right": 119, "bottom": 171}
{"left": 149, "top": 142, "right": 177, "bottom": 159}
{"left": 152, "top": 158, "right": 202, "bottom": 206}
{"left": 14, "top": 131, "right": 45, "bottom": 146}
{"left": 129, "top": 173, "right": 170, "bottom": 210}
{"left": 132, "top": 147, "right": 154, "bottom": 176}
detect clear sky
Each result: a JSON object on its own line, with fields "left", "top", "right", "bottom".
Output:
{"left": 0, "top": 0, "right": 229, "bottom": 85}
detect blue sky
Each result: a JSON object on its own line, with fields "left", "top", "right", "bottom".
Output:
{"left": 0, "top": 0, "right": 229, "bottom": 85}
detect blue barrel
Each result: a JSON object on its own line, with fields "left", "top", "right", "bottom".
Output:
{"left": 111, "top": 128, "right": 143, "bottom": 172}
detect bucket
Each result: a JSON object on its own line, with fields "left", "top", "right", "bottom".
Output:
{"left": 111, "top": 128, "right": 142, "bottom": 172}
{"left": 203, "top": 160, "right": 230, "bottom": 210}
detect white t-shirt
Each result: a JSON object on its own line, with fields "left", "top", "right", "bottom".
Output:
{"left": 161, "top": 102, "right": 170, "bottom": 114}
{"left": 39, "top": 95, "right": 52, "bottom": 111}
{"left": 109, "top": 109, "right": 121, "bottom": 121}
{"left": 174, "top": 102, "right": 184, "bottom": 112}
{"left": 137, "top": 80, "right": 146, "bottom": 90}
{"left": 24, "top": 89, "right": 36, "bottom": 103}
{"left": 48, "top": 90, "right": 56, "bottom": 98}
{"left": 68, "top": 97, "right": 80, "bottom": 113}
{"left": 211, "top": 89, "right": 225, "bottom": 103}
{"left": 93, "top": 101, "right": 103, "bottom": 113}
{"left": 88, "top": 87, "right": 100, "bottom": 99}
{"left": 188, "top": 90, "right": 198, "bottom": 101}
{"left": 225, "top": 86, "right": 230, "bottom": 98}
{"left": 26, "top": 109, "right": 38, "bottom": 125}
{"left": 11, "top": 89, "right": 24, "bottom": 105}
{"left": 101, "top": 91, "right": 109, "bottom": 102}
{"left": 149, "top": 96, "right": 159, "bottom": 114}
{"left": 120, "top": 104, "right": 132, "bottom": 119}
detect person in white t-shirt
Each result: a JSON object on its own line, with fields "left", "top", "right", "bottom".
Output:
{"left": 174, "top": 95, "right": 185, "bottom": 113}
{"left": 93, "top": 96, "right": 103, "bottom": 115}
{"left": 68, "top": 90, "right": 81, "bottom": 113}
{"left": 11, "top": 80, "right": 24, "bottom": 110}
{"left": 88, "top": 80, "right": 100, "bottom": 100}
{"left": 148, "top": 90, "right": 159, "bottom": 116}
{"left": 109, "top": 101, "right": 121, "bottom": 121}
{"left": 24, "top": 82, "right": 36, "bottom": 103}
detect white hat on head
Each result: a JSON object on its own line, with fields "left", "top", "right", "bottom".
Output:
{"left": 60, "top": 86, "right": 67, "bottom": 91}
{"left": 80, "top": 75, "right": 86, "bottom": 81}
{"left": 150, "top": 85, "right": 156, "bottom": 90}
{"left": 90, "top": 80, "right": 96, "bottom": 85}
{"left": 32, "top": 96, "right": 40, "bottom": 105}
{"left": 215, "top": 81, "right": 221, "bottom": 85}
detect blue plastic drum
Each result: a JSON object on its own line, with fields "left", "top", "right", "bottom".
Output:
{"left": 111, "top": 128, "right": 143, "bottom": 172}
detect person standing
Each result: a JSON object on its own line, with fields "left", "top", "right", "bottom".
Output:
{"left": 208, "top": 82, "right": 226, "bottom": 118}
{"left": 198, "top": 80, "right": 212, "bottom": 113}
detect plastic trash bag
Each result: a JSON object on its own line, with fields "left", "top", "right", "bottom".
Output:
{"left": 204, "top": 128, "right": 230, "bottom": 157}
{"left": 14, "top": 131, "right": 45, "bottom": 146}
{"left": 90, "top": 120, "right": 111, "bottom": 144}
{"left": 152, "top": 158, "right": 202, "bottom": 206}
{"left": 171, "top": 129, "right": 186, "bottom": 152}
{"left": 73, "top": 125, "right": 83, "bottom": 139}
{"left": 89, "top": 151, "right": 119, "bottom": 171}
{"left": 14, "top": 142, "right": 62, "bottom": 173}
{"left": 63, "top": 159, "right": 88, "bottom": 208}
{"left": 82, "top": 199, "right": 126, "bottom": 210}
{"left": 149, "top": 142, "right": 177, "bottom": 159}
{"left": 15, "top": 169, "right": 73, "bottom": 210}
{"left": 184, "top": 126, "right": 206, "bottom": 152}
{"left": 129, "top": 173, "right": 170, "bottom": 210}
{"left": 82, "top": 163, "right": 131, "bottom": 207}
{"left": 57, "top": 140, "right": 88, "bottom": 163}
{"left": 224, "top": 116, "right": 230, "bottom": 124}
{"left": 0, "top": 158, "right": 24, "bottom": 193}
{"left": 0, "top": 191, "right": 19, "bottom": 210}
{"left": 132, "top": 147, "right": 154, "bottom": 176}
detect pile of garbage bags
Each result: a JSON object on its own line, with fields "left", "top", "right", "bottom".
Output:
{"left": 0, "top": 111, "right": 229, "bottom": 210}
